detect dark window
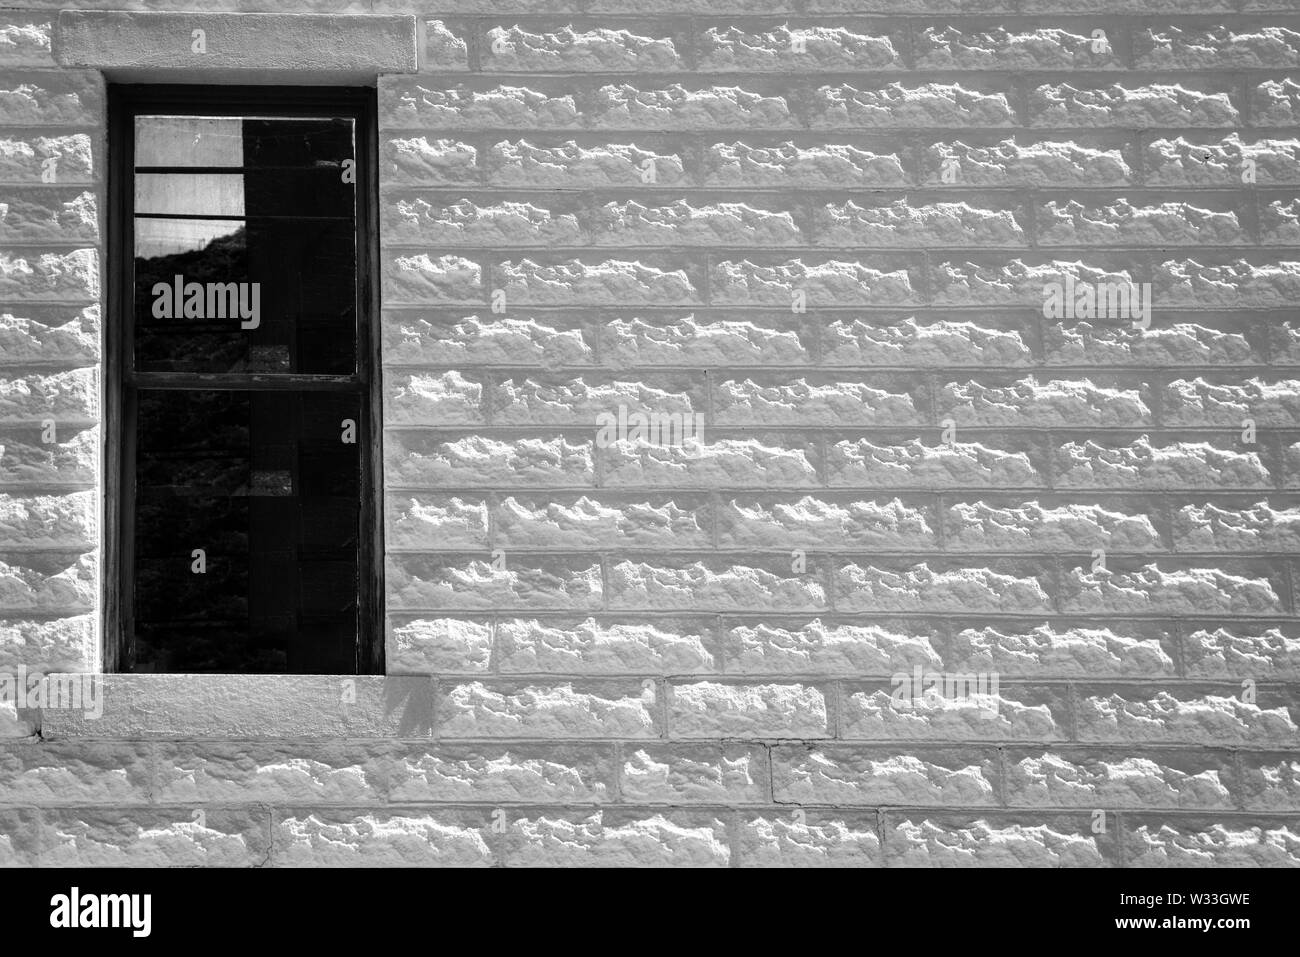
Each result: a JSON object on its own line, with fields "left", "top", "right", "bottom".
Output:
{"left": 107, "top": 86, "right": 382, "bottom": 674}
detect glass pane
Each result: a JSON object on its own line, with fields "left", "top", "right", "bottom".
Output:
{"left": 135, "top": 116, "right": 244, "bottom": 167}
{"left": 135, "top": 173, "right": 245, "bottom": 218}
{"left": 134, "top": 115, "right": 354, "bottom": 169}
{"left": 135, "top": 219, "right": 355, "bottom": 373}
{"left": 132, "top": 114, "right": 357, "bottom": 375}
{"left": 132, "top": 389, "right": 362, "bottom": 674}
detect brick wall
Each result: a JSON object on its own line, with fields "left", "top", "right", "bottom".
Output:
{"left": 1, "top": 0, "right": 1299, "bottom": 866}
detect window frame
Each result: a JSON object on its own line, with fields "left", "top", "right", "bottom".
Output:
{"left": 104, "top": 84, "right": 384, "bottom": 675}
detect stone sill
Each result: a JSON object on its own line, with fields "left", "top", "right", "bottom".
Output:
{"left": 32, "top": 674, "right": 432, "bottom": 739}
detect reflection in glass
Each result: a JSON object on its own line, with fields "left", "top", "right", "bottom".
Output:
{"left": 134, "top": 116, "right": 244, "bottom": 167}
{"left": 135, "top": 173, "right": 245, "bottom": 218}
{"left": 131, "top": 114, "right": 357, "bottom": 375}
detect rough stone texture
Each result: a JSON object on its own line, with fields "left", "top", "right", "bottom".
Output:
{"left": 0, "top": 1, "right": 1296, "bottom": 868}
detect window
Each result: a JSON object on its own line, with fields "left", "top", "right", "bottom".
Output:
{"left": 106, "top": 86, "right": 382, "bottom": 674}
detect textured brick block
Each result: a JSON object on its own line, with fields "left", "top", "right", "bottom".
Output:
{"left": 828, "top": 436, "right": 1043, "bottom": 489}
{"left": 0, "top": 742, "right": 150, "bottom": 805}
{"left": 1061, "top": 562, "right": 1283, "bottom": 616}
{"left": 0, "top": 249, "right": 99, "bottom": 303}
{"left": 824, "top": 316, "right": 1031, "bottom": 366}
{"left": 40, "top": 809, "right": 269, "bottom": 867}
{"left": 1137, "top": 26, "right": 1300, "bottom": 69}
{"left": 943, "top": 499, "right": 1161, "bottom": 553}
{"left": 271, "top": 809, "right": 492, "bottom": 867}
{"left": 485, "top": 24, "right": 679, "bottom": 72}
{"left": 1037, "top": 198, "right": 1245, "bottom": 246}
{"left": 1182, "top": 625, "right": 1300, "bottom": 679}
{"left": 0, "top": 71, "right": 101, "bottom": 126}
{"left": 772, "top": 746, "right": 999, "bottom": 807}
{"left": 1146, "top": 134, "right": 1300, "bottom": 185}
{"left": 1238, "top": 753, "right": 1300, "bottom": 811}
{"left": 706, "top": 140, "right": 904, "bottom": 187}
{"left": 703, "top": 25, "right": 899, "bottom": 73}
{"left": 717, "top": 376, "right": 922, "bottom": 427}
{"left": 0, "top": 810, "right": 39, "bottom": 865}
{"left": 1076, "top": 685, "right": 1299, "bottom": 746}
{"left": 156, "top": 743, "right": 389, "bottom": 805}
{"left": 389, "top": 743, "right": 614, "bottom": 803}
{"left": 1003, "top": 748, "right": 1236, "bottom": 810}
{"left": 385, "top": 433, "right": 595, "bottom": 488}
{"left": 504, "top": 810, "right": 729, "bottom": 867}
{"left": 740, "top": 811, "right": 882, "bottom": 867}
{"left": 0, "top": 491, "right": 95, "bottom": 548}
{"left": 1030, "top": 82, "right": 1238, "bottom": 127}
{"left": 0, "top": 553, "right": 96, "bottom": 615}
{"left": 1254, "top": 79, "right": 1300, "bottom": 126}
{"left": 0, "top": 18, "right": 53, "bottom": 67}
{"left": 387, "top": 616, "right": 492, "bottom": 674}
{"left": 592, "top": 84, "right": 792, "bottom": 129}
{"left": 603, "top": 436, "right": 820, "bottom": 488}
{"left": 835, "top": 562, "right": 1053, "bottom": 614}
{"left": 810, "top": 82, "right": 1015, "bottom": 129}
{"left": 0, "top": 614, "right": 95, "bottom": 672}
{"left": 0, "top": 305, "right": 98, "bottom": 364}
{"left": 622, "top": 743, "right": 767, "bottom": 803}
{"left": 1044, "top": 318, "right": 1255, "bottom": 366}
{"left": 1124, "top": 817, "right": 1300, "bottom": 867}
{"left": 0, "top": 188, "right": 97, "bottom": 243}
{"left": 923, "top": 137, "right": 1132, "bottom": 187}
{"left": 0, "top": 424, "right": 98, "bottom": 486}
{"left": 381, "top": 136, "right": 477, "bottom": 185}
{"left": 842, "top": 683, "right": 1067, "bottom": 742}
{"left": 388, "top": 555, "right": 603, "bottom": 611}
{"left": 723, "top": 618, "right": 940, "bottom": 677}
{"left": 489, "top": 139, "right": 685, "bottom": 187}
{"left": 716, "top": 495, "right": 935, "bottom": 550}
{"left": 917, "top": 26, "right": 1121, "bottom": 70}
{"left": 1054, "top": 436, "right": 1271, "bottom": 490}
{"left": 437, "top": 680, "right": 658, "bottom": 738}
{"left": 883, "top": 814, "right": 1118, "bottom": 867}
{"left": 423, "top": 19, "right": 467, "bottom": 70}
{"left": 384, "top": 313, "right": 593, "bottom": 367}
{"left": 495, "top": 616, "right": 714, "bottom": 674}
{"left": 939, "top": 377, "right": 1151, "bottom": 427}
{"left": 941, "top": 622, "right": 1177, "bottom": 678}
{"left": 610, "top": 558, "right": 825, "bottom": 612}
{"left": 669, "top": 681, "right": 828, "bottom": 738}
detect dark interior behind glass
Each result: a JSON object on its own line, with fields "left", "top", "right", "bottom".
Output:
{"left": 121, "top": 101, "right": 370, "bottom": 674}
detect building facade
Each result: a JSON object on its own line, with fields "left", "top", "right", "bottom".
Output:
{"left": 2, "top": 0, "right": 1300, "bottom": 865}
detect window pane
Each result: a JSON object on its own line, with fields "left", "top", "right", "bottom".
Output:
{"left": 135, "top": 173, "right": 245, "bottom": 218}
{"left": 132, "top": 115, "right": 357, "bottom": 375}
{"left": 132, "top": 389, "right": 361, "bottom": 674}
{"left": 134, "top": 115, "right": 354, "bottom": 169}
{"left": 134, "top": 219, "right": 356, "bottom": 373}
{"left": 135, "top": 116, "right": 244, "bottom": 167}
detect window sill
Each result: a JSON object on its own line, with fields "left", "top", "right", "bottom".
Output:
{"left": 34, "top": 674, "right": 431, "bottom": 739}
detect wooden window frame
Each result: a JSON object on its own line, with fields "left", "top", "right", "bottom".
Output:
{"left": 104, "top": 84, "right": 384, "bottom": 675}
